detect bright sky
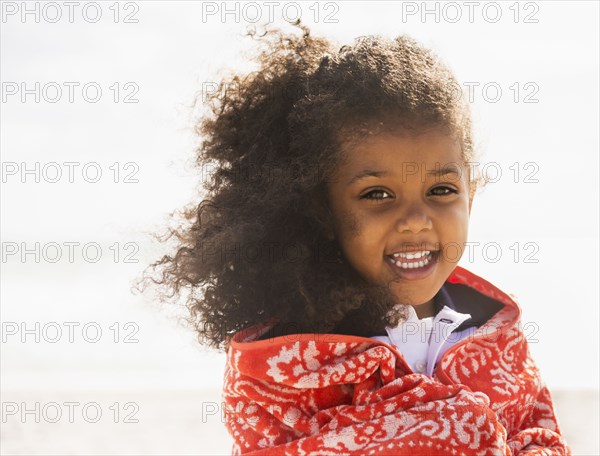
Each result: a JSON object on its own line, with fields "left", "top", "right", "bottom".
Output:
{"left": 1, "top": 1, "right": 598, "bottom": 392}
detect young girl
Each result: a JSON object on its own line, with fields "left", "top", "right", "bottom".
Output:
{"left": 148, "top": 23, "right": 570, "bottom": 455}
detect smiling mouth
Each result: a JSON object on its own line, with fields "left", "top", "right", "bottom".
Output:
{"left": 386, "top": 250, "right": 438, "bottom": 270}
{"left": 384, "top": 250, "right": 438, "bottom": 281}
{"left": 389, "top": 250, "right": 431, "bottom": 268}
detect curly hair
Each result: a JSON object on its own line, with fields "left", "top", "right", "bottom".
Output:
{"left": 141, "top": 22, "right": 476, "bottom": 350}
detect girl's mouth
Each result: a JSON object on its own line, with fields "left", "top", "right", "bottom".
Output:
{"left": 385, "top": 250, "right": 438, "bottom": 280}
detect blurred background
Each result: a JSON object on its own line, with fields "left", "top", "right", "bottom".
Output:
{"left": 1, "top": 1, "right": 598, "bottom": 454}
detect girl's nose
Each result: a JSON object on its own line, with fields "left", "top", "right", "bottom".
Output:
{"left": 394, "top": 205, "right": 433, "bottom": 234}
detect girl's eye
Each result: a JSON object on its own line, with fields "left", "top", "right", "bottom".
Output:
{"left": 360, "top": 189, "right": 392, "bottom": 200}
{"left": 429, "top": 186, "right": 458, "bottom": 196}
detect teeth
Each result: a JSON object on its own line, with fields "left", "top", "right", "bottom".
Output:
{"left": 389, "top": 252, "right": 432, "bottom": 269}
{"left": 392, "top": 250, "right": 430, "bottom": 259}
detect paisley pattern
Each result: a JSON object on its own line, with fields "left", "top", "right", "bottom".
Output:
{"left": 223, "top": 267, "right": 570, "bottom": 455}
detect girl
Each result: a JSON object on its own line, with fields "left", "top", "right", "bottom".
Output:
{"left": 147, "top": 23, "right": 570, "bottom": 455}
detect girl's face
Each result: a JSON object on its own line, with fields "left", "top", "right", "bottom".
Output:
{"left": 326, "top": 129, "right": 473, "bottom": 319}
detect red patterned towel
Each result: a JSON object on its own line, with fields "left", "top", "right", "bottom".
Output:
{"left": 223, "top": 267, "right": 570, "bottom": 455}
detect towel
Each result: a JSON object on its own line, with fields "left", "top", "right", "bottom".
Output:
{"left": 222, "top": 267, "right": 570, "bottom": 455}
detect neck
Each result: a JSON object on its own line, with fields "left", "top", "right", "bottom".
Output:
{"left": 413, "top": 299, "right": 436, "bottom": 319}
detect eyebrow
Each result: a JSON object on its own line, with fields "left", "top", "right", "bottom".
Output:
{"left": 347, "top": 164, "right": 462, "bottom": 186}
{"left": 347, "top": 169, "right": 389, "bottom": 186}
{"left": 426, "top": 165, "right": 462, "bottom": 177}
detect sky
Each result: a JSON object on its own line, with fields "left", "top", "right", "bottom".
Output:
{"left": 1, "top": 0, "right": 598, "bottom": 397}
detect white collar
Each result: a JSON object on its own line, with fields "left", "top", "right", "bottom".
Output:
{"left": 383, "top": 305, "right": 473, "bottom": 375}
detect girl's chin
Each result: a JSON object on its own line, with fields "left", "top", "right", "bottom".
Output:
{"left": 358, "top": 280, "right": 431, "bottom": 306}
{"left": 387, "top": 286, "right": 436, "bottom": 307}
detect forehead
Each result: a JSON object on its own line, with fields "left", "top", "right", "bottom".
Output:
{"left": 338, "top": 129, "right": 464, "bottom": 171}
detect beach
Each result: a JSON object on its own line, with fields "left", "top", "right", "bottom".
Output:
{"left": 1, "top": 388, "right": 597, "bottom": 455}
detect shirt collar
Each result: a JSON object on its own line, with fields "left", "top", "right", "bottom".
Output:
{"left": 434, "top": 285, "right": 456, "bottom": 314}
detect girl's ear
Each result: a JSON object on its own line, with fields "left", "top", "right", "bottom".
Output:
{"left": 467, "top": 176, "right": 477, "bottom": 215}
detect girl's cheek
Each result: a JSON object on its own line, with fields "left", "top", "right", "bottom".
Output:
{"left": 336, "top": 210, "right": 362, "bottom": 238}
{"left": 438, "top": 200, "right": 470, "bottom": 218}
